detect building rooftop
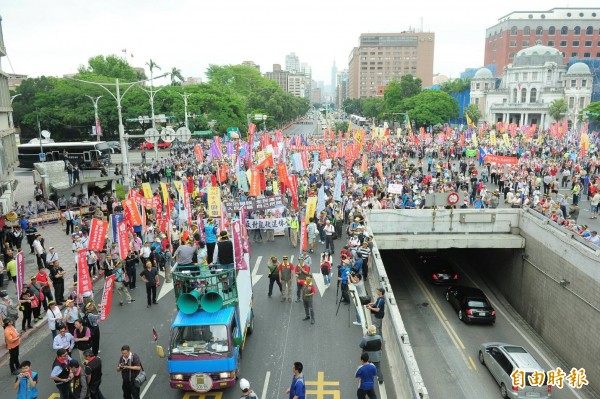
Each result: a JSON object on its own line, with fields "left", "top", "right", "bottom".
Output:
{"left": 474, "top": 68, "right": 494, "bottom": 79}
{"left": 513, "top": 42, "right": 563, "bottom": 67}
{"left": 566, "top": 62, "right": 592, "bottom": 75}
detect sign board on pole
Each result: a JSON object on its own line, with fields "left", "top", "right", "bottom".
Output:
{"left": 253, "top": 114, "right": 263, "bottom": 121}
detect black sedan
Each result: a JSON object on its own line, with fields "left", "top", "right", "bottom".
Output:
{"left": 446, "top": 286, "right": 496, "bottom": 324}
{"left": 427, "top": 259, "right": 459, "bottom": 285}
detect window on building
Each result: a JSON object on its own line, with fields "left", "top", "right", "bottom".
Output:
{"left": 521, "top": 88, "right": 527, "bottom": 103}
{"left": 561, "top": 26, "right": 568, "bottom": 35}
{"left": 586, "top": 26, "right": 594, "bottom": 35}
{"left": 509, "top": 52, "right": 516, "bottom": 59}
{"left": 532, "top": 72, "right": 538, "bottom": 80}
{"left": 583, "top": 79, "right": 588, "bottom": 88}
{"left": 511, "top": 26, "right": 518, "bottom": 35}
{"left": 584, "top": 52, "right": 591, "bottom": 58}
{"left": 560, "top": 41, "right": 567, "bottom": 47}
{"left": 485, "top": 83, "right": 489, "bottom": 90}
{"left": 571, "top": 52, "right": 578, "bottom": 57}
{"left": 569, "top": 97, "right": 575, "bottom": 108}
{"left": 530, "top": 88, "right": 537, "bottom": 103}
{"left": 474, "top": 98, "right": 480, "bottom": 106}
{"left": 476, "top": 83, "right": 480, "bottom": 90}
{"left": 522, "top": 40, "right": 530, "bottom": 47}
{"left": 522, "top": 72, "right": 528, "bottom": 80}
{"left": 585, "top": 41, "right": 592, "bottom": 47}
{"left": 524, "top": 26, "right": 531, "bottom": 35}
{"left": 509, "top": 40, "right": 517, "bottom": 47}
{"left": 574, "top": 26, "right": 581, "bottom": 35}
{"left": 580, "top": 97, "right": 585, "bottom": 108}
{"left": 549, "top": 26, "right": 556, "bottom": 34}
{"left": 536, "top": 26, "right": 544, "bottom": 35}
{"left": 548, "top": 40, "right": 554, "bottom": 46}
{"left": 513, "top": 88, "right": 518, "bottom": 103}
{"left": 573, "top": 40, "right": 580, "bottom": 47}
{"left": 571, "top": 79, "right": 577, "bottom": 88}
{"left": 547, "top": 69, "right": 553, "bottom": 82}
{"left": 597, "top": 52, "right": 600, "bottom": 57}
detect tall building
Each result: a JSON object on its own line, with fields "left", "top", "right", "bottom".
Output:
{"left": 264, "top": 64, "right": 289, "bottom": 92}
{"left": 347, "top": 32, "right": 435, "bottom": 99}
{"left": 311, "top": 87, "right": 322, "bottom": 105}
{"left": 0, "top": 15, "right": 19, "bottom": 213}
{"left": 484, "top": 7, "right": 600, "bottom": 74}
{"left": 241, "top": 61, "right": 260, "bottom": 71}
{"left": 287, "top": 73, "right": 306, "bottom": 98}
{"left": 336, "top": 69, "right": 349, "bottom": 110}
{"left": 301, "top": 63, "right": 312, "bottom": 100}
{"left": 471, "top": 43, "right": 592, "bottom": 129}
{"left": 285, "top": 52, "right": 300, "bottom": 73}
{"left": 7, "top": 73, "right": 27, "bottom": 91}
{"left": 331, "top": 60, "right": 337, "bottom": 94}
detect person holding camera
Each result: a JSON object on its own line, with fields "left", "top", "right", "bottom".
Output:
{"left": 116, "top": 345, "right": 142, "bottom": 399}
{"left": 13, "top": 360, "right": 38, "bottom": 399}
{"left": 366, "top": 288, "right": 386, "bottom": 339}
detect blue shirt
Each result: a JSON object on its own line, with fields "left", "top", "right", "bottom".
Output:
{"left": 16, "top": 371, "right": 38, "bottom": 399}
{"left": 289, "top": 374, "right": 305, "bottom": 399}
{"left": 355, "top": 363, "right": 377, "bottom": 390}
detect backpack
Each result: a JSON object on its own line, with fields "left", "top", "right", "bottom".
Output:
{"left": 6, "top": 303, "right": 19, "bottom": 321}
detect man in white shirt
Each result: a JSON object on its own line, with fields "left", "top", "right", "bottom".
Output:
{"left": 33, "top": 234, "right": 46, "bottom": 269}
{"left": 587, "top": 231, "right": 600, "bottom": 246}
{"left": 46, "top": 247, "right": 59, "bottom": 266}
{"left": 52, "top": 323, "right": 75, "bottom": 355}
{"left": 63, "top": 207, "right": 75, "bottom": 236}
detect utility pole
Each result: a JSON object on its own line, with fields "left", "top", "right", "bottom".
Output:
{"left": 85, "top": 95, "right": 103, "bottom": 141}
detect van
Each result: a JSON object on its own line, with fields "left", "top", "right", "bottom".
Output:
{"left": 479, "top": 342, "right": 551, "bottom": 398}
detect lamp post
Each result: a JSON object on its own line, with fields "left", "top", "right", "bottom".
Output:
{"left": 178, "top": 92, "right": 191, "bottom": 129}
{"left": 68, "top": 73, "right": 167, "bottom": 185}
{"left": 262, "top": 114, "right": 268, "bottom": 132}
{"left": 10, "top": 94, "right": 21, "bottom": 104}
{"left": 85, "top": 95, "right": 103, "bottom": 141}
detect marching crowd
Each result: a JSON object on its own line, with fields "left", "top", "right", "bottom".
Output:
{"left": 0, "top": 119, "right": 598, "bottom": 398}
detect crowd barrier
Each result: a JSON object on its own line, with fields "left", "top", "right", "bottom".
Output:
{"left": 5, "top": 205, "right": 108, "bottom": 227}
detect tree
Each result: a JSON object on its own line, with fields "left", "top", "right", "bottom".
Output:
{"left": 402, "top": 90, "right": 459, "bottom": 127}
{"left": 77, "top": 55, "right": 139, "bottom": 82}
{"left": 170, "top": 67, "right": 184, "bottom": 86}
{"left": 342, "top": 98, "right": 362, "bottom": 115}
{"left": 548, "top": 99, "right": 568, "bottom": 122}
{"left": 465, "top": 104, "right": 482, "bottom": 124}
{"left": 361, "top": 97, "right": 385, "bottom": 119}
{"left": 584, "top": 102, "right": 600, "bottom": 123}
{"left": 440, "top": 78, "right": 471, "bottom": 94}
{"left": 397, "top": 74, "right": 422, "bottom": 100}
{"left": 146, "top": 59, "right": 161, "bottom": 81}
{"left": 333, "top": 121, "right": 349, "bottom": 133}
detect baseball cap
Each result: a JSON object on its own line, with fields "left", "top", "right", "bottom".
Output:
{"left": 240, "top": 378, "right": 250, "bottom": 391}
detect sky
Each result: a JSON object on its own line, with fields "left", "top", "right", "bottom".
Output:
{"left": 0, "top": 0, "right": 591, "bottom": 88}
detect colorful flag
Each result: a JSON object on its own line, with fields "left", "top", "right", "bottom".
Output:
{"left": 16, "top": 251, "right": 25, "bottom": 298}
{"left": 100, "top": 275, "right": 116, "bottom": 321}
{"left": 77, "top": 250, "right": 92, "bottom": 295}
{"left": 207, "top": 186, "right": 222, "bottom": 217}
{"left": 232, "top": 220, "right": 248, "bottom": 270}
{"left": 305, "top": 196, "right": 317, "bottom": 224}
{"left": 87, "top": 218, "right": 108, "bottom": 251}
{"left": 117, "top": 222, "right": 130, "bottom": 259}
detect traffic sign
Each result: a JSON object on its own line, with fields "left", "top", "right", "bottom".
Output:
{"left": 176, "top": 127, "right": 191, "bottom": 143}
{"left": 144, "top": 128, "right": 160, "bottom": 144}
{"left": 161, "top": 127, "right": 176, "bottom": 143}
{"left": 447, "top": 192, "right": 460, "bottom": 205}
{"left": 253, "top": 114, "right": 263, "bottom": 121}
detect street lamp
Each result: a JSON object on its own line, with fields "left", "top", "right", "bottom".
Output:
{"left": 178, "top": 92, "right": 191, "bottom": 129}
{"left": 67, "top": 73, "right": 168, "bottom": 185}
{"left": 262, "top": 114, "right": 268, "bottom": 132}
{"left": 85, "top": 95, "right": 103, "bottom": 141}
{"left": 10, "top": 94, "right": 21, "bottom": 104}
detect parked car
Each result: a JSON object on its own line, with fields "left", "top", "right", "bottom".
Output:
{"left": 479, "top": 342, "right": 551, "bottom": 398}
{"left": 139, "top": 141, "right": 171, "bottom": 150}
{"left": 446, "top": 286, "right": 496, "bottom": 324}
{"left": 106, "top": 141, "right": 122, "bottom": 153}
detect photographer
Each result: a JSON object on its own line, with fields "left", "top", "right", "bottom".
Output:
{"left": 337, "top": 259, "right": 351, "bottom": 304}
{"left": 350, "top": 273, "right": 367, "bottom": 326}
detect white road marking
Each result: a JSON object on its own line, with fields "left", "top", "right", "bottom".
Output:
{"left": 140, "top": 373, "right": 156, "bottom": 398}
{"left": 251, "top": 256, "right": 263, "bottom": 287}
{"left": 379, "top": 381, "right": 388, "bottom": 399}
{"left": 311, "top": 272, "right": 326, "bottom": 297}
{"left": 290, "top": 255, "right": 294, "bottom": 264}
{"left": 261, "top": 370, "right": 271, "bottom": 399}
{"left": 157, "top": 271, "right": 174, "bottom": 301}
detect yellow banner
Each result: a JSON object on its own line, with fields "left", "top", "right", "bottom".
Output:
{"left": 142, "top": 183, "right": 153, "bottom": 199}
{"left": 396, "top": 127, "right": 402, "bottom": 137}
{"left": 305, "top": 196, "right": 317, "bottom": 224}
{"left": 503, "top": 133, "right": 511, "bottom": 147}
{"left": 490, "top": 130, "right": 497, "bottom": 146}
{"left": 207, "top": 186, "right": 222, "bottom": 217}
{"left": 173, "top": 180, "right": 184, "bottom": 198}
{"left": 273, "top": 180, "right": 279, "bottom": 195}
{"left": 160, "top": 182, "right": 169, "bottom": 204}
{"left": 472, "top": 134, "right": 478, "bottom": 147}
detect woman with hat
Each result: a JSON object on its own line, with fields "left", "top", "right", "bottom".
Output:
{"left": 63, "top": 300, "right": 80, "bottom": 336}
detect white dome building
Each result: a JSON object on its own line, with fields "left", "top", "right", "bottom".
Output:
{"left": 470, "top": 41, "right": 592, "bottom": 129}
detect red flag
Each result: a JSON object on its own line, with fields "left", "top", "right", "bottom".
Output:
{"left": 117, "top": 222, "right": 130, "bottom": 259}
{"left": 323, "top": 128, "right": 329, "bottom": 141}
{"left": 152, "top": 328, "right": 159, "bottom": 342}
{"left": 77, "top": 250, "right": 92, "bottom": 295}
{"left": 249, "top": 168, "right": 261, "bottom": 196}
{"left": 122, "top": 199, "right": 142, "bottom": 226}
{"left": 289, "top": 174, "right": 299, "bottom": 210}
{"left": 194, "top": 145, "right": 204, "bottom": 161}
{"left": 361, "top": 154, "right": 367, "bottom": 172}
{"left": 256, "top": 153, "right": 274, "bottom": 170}
{"left": 329, "top": 130, "right": 335, "bottom": 141}
{"left": 301, "top": 151, "right": 309, "bottom": 169}
{"left": 300, "top": 216, "right": 307, "bottom": 251}
{"left": 376, "top": 162, "right": 384, "bottom": 178}
{"left": 277, "top": 162, "right": 290, "bottom": 186}
{"left": 100, "top": 274, "right": 116, "bottom": 321}
{"left": 87, "top": 218, "right": 108, "bottom": 251}
{"left": 259, "top": 171, "right": 266, "bottom": 191}
{"left": 248, "top": 123, "right": 257, "bottom": 135}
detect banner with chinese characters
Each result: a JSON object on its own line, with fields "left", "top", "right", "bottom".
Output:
{"left": 484, "top": 154, "right": 518, "bottom": 165}
{"left": 77, "top": 250, "right": 93, "bottom": 295}
{"left": 16, "top": 251, "right": 25, "bottom": 298}
{"left": 87, "top": 218, "right": 108, "bottom": 251}
{"left": 207, "top": 186, "right": 222, "bottom": 217}
{"left": 100, "top": 274, "right": 115, "bottom": 321}
{"left": 117, "top": 222, "right": 130, "bottom": 259}
{"left": 223, "top": 196, "right": 284, "bottom": 213}
{"left": 244, "top": 217, "right": 288, "bottom": 230}
{"left": 231, "top": 220, "right": 248, "bottom": 270}
{"left": 305, "top": 196, "right": 317, "bottom": 223}
{"left": 142, "top": 182, "right": 153, "bottom": 198}
{"left": 122, "top": 198, "right": 142, "bottom": 226}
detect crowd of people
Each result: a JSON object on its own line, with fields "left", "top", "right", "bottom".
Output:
{"left": 0, "top": 119, "right": 598, "bottom": 398}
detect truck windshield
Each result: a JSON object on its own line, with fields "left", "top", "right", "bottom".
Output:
{"left": 170, "top": 325, "right": 229, "bottom": 356}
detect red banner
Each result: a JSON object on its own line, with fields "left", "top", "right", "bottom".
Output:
{"left": 16, "top": 251, "right": 25, "bottom": 298}
{"left": 376, "top": 162, "right": 384, "bottom": 178}
{"left": 249, "top": 168, "right": 261, "bottom": 197}
{"left": 289, "top": 174, "right": 299, "bottom": 210}
{"left": 77, "top": 250, "right": 92, "bottom": 295}
{"left": 289, "top": 145, "right": 324, "bottom": 151}
{"left": 117, "top": 222, "right": 130, "bottom": 259}
{"left": 122, "top": 198, "right": 142, "bottom": 226}
{"left": 484, "top": 154, "right": 518, "bottom": 165}
{"left": 232, "top": 220, "right": 248, "bottom": 270}
{"left": 100, "top": 274, "right": 116, "bottom": 321}
{"left": 256, "top": 153, "right": 274, "bottom": 170}
{"left": 88, "top": 218, "right": 108, "bottom": 251}
{"left": 194, "top": 144, "right": 204, "bottom": 161}
{"left": 277, "top": 162, "right": 290, "bottom": 187}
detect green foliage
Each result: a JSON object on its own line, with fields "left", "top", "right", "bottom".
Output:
{"left": 170, "top": 67, "right": 184, "bottom": 86}
{"left": 584, "top": 102, "right": 600, "bottom": 122}
{"left": 402, "top": 90, "right": 459, "bottom": 127}
{"left": 548, "top": 99, "right": 568, "bottom": 122}
{"left": 465, "top": 104, "right": 482, "bottom": 124}
{"left": 77, "top": 55, "right": 140, "bottom": 82}
{"left": 333, "top": 121, "right": 349, "bottom": 133}
{"left": 342, "top": 98, "right": 362, "bottom": 115}
{"left": 361, "top": 97, "right": 384, "bottom": 119}
{"left": 115, "top": 184, "right": 127, "bottom": 200}
{"left": 384, "top": 75, "right": 422, "bottom": 112}
{"left": 440, "top": 78, "right": 471, "bottom": 94}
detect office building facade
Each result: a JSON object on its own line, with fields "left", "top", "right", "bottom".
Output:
{"left": 347, "top": 32, "right": 435, "bottom": 99}
{"left": 264, "top": 64, "right": 289, "bottom": 92}
{"left": 484, "top": 7, "right": 600, "bottom": 74}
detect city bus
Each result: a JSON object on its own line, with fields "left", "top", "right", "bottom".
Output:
{"left": 350, "top": 114, "right": 369, "bottom": 127}
{"left": 17, "top": 141, "right": 112, "bottom": 169}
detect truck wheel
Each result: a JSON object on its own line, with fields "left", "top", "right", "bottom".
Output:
{"left": 247, "top": 313, "right": 254, "bottom": 335}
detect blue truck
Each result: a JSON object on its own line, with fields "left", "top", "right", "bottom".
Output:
{"left": 167, "top": 263, "right": 254, "bottom": 393}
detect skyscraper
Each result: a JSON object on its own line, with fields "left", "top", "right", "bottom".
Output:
{"left": 347, "top": 32, "right": 435, "bottom": 99}
{"left": 331, "top": 60, "right": 337, "bottom": 95}
{"left": 285, "top": 52, "right": 300, "bottom": 73}
{"left": 484, "top": 7, "right": 600, "bottom": 74}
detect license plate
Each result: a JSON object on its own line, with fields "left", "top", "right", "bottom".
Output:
{"left": 526, "top": 392, "right": 540, "bottom": 397}
{"left": 478, "top": 312, "right": 486, "bottom": 316}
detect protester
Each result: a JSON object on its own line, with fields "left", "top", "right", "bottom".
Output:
{"left": 286, "top": 361, "right": 305, "bottom": 399}
{"left": 355, "top": 353, "right": 378, "bottom": 399}
{"left": 13, "top": 360, "right": 38, "bottom": 399}
{"left": 4, "top": 318, "right": 21, "bottom": 375}
{"left": 116, "top": 345, "right": 142, "bottom": 399}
